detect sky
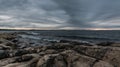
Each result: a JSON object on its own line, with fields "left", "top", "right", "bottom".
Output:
{"left": 0, "top": 0, "right": 120, "bottom": 30}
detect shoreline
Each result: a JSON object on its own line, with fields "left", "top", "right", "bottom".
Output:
{"left": 0, "top": 32, "right": 120, "bottom": 67}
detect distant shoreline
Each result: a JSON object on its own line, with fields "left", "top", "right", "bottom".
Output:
{"left": 0, "top": 29, "right": 120, "bottom": 31}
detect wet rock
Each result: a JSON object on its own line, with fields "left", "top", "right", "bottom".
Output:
{"left": 15, "top": 50, "right": 29, "bottom": 56}
{"left": 17, "top": 43, "right": 28, "bottom": 49}
{"left": 60, "top": 40, "right": 71, "bottom": 43}
{"left": 110, "top": 43, "right": 120, "bottom": 47}
{"left": 97, "top": 42, "right": 114, "bottom": 46}
{"left": 0, "top": 50, "right": 9, "bottom": 59}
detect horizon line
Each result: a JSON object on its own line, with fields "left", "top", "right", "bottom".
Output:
{"left": 0, "top": 27, "right": 120, "bottom": 31}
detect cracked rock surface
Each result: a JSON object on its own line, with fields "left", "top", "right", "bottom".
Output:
{"left": 0, "top": 32, "right": 120, "bottom": 67}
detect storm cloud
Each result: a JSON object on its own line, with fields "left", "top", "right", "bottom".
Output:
{"left": 0, "top": 0, "right": 120, "bottom": 30}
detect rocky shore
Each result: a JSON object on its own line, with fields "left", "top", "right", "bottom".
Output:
{"left": 0, "top": 32, "right": 120, "bottom": 67}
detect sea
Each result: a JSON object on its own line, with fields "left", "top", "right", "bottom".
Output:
{"left": 0, "top": 30, "right": 120, "bottom": 43}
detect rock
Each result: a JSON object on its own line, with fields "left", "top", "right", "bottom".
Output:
{"left": 37, "top": 54, "right": 56, "bottom": 67}
{"left": 16, "top": 55, "right": 33, "bottom": 62}
{"left": 96, "top": 42, "right": 114, "bottom": 46}
{"left": 53, "top": 54, "right": 67, "bottom": 67}
{"left": 47, "top": 43, "right": 73, "bottom": 50}
{"left": 61, "top": 50, "right": 96, "bottom": 67}
{"left": 60, "top": 40, "right": 71, "bottom": 43}
{"left": 74, "top": 46, "right": 109, "bottom": 59}
{"left": 0, "top": 44, "right": 11, "bottom": 50}
{"left": 0, "top": 38, "right": 16, "bottom": 49}
{"left": 110, "top": 43, "right": 120, "bottom": 47}
{"left": 0, "top": 33, "right": 16, "bottom": 40}
{"left": 15, "top": 50, "right": 29, "bottom": 56}
{"left": 0, "top": 57, "right": 17, "bottom": 66}
{"left": 11, "top": 39, "right": 18, "bottom": 43}
{"left": 36, "top": 50, "right": 96, "bottom": 67}
{"left": 93, "top": 61, "right": 113, "bottom": 67}
{"left": 0, "top": 32, "right": 120, "bottom": 67}
{"left": 17, "top": 43, "right": 28, "bottom": 49}
{"left": 102, "top": 48, "right": 120, "bottom": 67}
{"left": 0, "top": 50, "right": 8, "bottom": 59}
{"left": 3, "top": 63, "right": 28, "bottom": 67}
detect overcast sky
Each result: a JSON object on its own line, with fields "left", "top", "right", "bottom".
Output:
{"left": 0, "top": 0, "right": 120, "bottom": 30}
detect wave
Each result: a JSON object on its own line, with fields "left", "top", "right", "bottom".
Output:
{"left": 57, "top": 35, "right": 120, "bottom": 41}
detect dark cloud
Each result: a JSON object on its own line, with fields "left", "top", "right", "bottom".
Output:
{"left": 54, "top": 0, "right": 120, "bottom": 28}
{"left": 0, "top": 0, "right": 69, "bottom": 28}
{"left": 0, "top": 0, "right": 120, "bottom": 29}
